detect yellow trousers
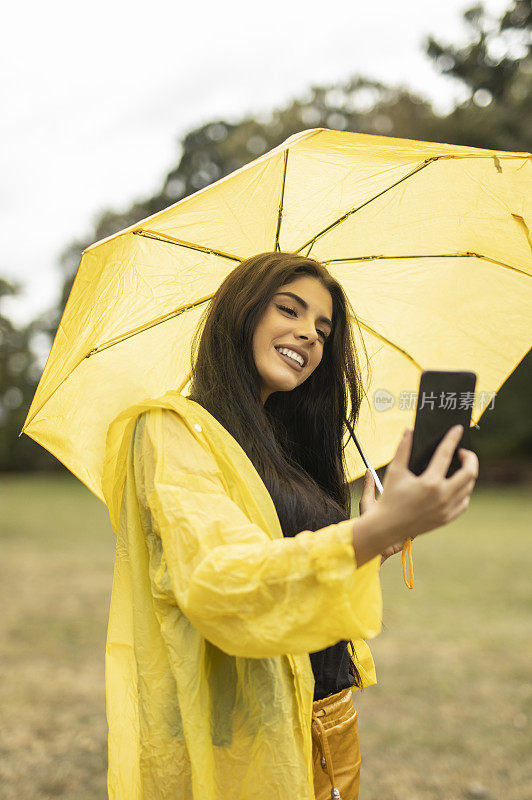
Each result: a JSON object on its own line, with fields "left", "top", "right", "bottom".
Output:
{"left": 311, "top": 687, "right": 361, "bottom": 800}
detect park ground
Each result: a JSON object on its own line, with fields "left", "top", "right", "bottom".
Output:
{"left": 0, "top": 475, "right": 530, "bottom": 799}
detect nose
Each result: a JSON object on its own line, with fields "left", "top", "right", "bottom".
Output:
{"left": 296, "top": 330, "right": 319, "bottom": 347}
{"left": 294, "top": 318, "right": 319, "bottom": 344}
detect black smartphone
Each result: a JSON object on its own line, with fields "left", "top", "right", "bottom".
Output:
{"left": 408, "top": 370, "right": 477, "bottom": 478}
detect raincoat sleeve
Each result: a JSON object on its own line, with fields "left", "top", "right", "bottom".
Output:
{"left": 132, "top": 407, "right": 382, "bottom": 658}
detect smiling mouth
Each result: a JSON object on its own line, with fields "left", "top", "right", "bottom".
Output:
{"left": 274, "top": 347, "right": 304, "bottom": 371}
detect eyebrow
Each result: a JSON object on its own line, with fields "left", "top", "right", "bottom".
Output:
{"left": 274, "top": 292, "right": 333, "bottom": 329}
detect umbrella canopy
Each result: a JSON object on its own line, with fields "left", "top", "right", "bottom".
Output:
{"left": 22, "top": 128, "right": 532, "bottom": 502}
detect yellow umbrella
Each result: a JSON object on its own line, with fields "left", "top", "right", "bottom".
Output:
{"left": 22, "top": 128, "right": 532, "bottom": 502}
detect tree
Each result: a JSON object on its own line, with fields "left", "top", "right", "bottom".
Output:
{"left": 0, "top": 279, "right": 60, "bottom": 470}
{"left": 425, "top": 0, "right": 531, "bottom": 151}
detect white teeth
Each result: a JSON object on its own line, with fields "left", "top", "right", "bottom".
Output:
{"left": 276, "top": 346, "right": 304, "bottom": 367}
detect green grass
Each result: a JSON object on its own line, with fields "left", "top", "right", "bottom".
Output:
{"left": 352, "top": 485, "right": 532, "bottom": 800}
{"left": 0, "top": 476, "right": 531, "bottom": 799}
{"left": 0, "top": 474, "right": 114, "bottom": 800}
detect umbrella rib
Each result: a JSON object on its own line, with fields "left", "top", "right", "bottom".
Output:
{"left": 296, "top": 152, "right": 530, "bottom": 258}
{"left": 87, "top": 296, "right": 214, "bottom": 356}
{"left": 274, "top": 149, "right": 289, "bottom": 252}
{"left": 133, "top": 229, "right": 243, "bottom": 262}
{"left": 21, "top": 296, "right": 214, "bottom": 431}
{"left": 356, "top": 321, "right": 423, "bottom": 371}
{"left": 176, "top": 369, "right": 193, "bottom": 394}
{"left": 296, "top": 156, "right": 440, "bottom": 256}
{"left": 323, "top": 252, "right": 531, "bottom": 276}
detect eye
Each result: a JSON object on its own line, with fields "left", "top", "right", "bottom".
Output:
{"left": 276, "top": 304, "right": 328, "bottom": 341}
{"left": 277, "top": 304, "right": 297, "bottom": 317}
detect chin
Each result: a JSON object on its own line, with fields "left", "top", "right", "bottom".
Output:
{"left": 262, "top": 373, "right": 298, "bottom": 395}
{"left": 274, "top": 378, "right": 301, "bottom": 393}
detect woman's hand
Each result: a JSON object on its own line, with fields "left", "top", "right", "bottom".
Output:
{"left": 351, "top": 425, "right": 478, "bottom": 568}
{"left": 359, "top": 469, "right": 407, "bottom": 564}
{"left": 376, "top": 425, "right": 479, "bottom": 546}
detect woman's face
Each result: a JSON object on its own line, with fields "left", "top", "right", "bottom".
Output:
{"left": 252, "top": 275, "right": 334, "bottom": 404}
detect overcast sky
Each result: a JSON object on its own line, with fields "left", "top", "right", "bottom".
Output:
{"left": 2, "top": 0, "right": 510, "bottom": 331}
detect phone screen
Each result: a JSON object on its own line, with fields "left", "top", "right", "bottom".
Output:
{"left": 408, "top": 370, "right": 477, "bottom": 478}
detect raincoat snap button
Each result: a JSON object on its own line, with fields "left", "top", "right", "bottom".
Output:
{"left": 331, "top": 789, "right": 341, "bottom": 799}
{"left": 320, "top": 756, "right": 326, "bottom": 768}
{"left": 193, "top": 423, "right": 202, "bottom": 432}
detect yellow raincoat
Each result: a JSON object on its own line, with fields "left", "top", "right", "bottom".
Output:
{"left": 102, "top": 390, "right": 383, "bottom": 799}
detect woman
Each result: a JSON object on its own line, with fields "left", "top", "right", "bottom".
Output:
{"left": 102, "top": 251, "right": 478, "bottom": 800}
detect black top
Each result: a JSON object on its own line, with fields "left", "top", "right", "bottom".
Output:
{"left": 309, "top": 640, "right": 355, "bottom": 701}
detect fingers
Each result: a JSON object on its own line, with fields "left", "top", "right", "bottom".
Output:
{"left": 391, "top": 428, "right": 413, "bottom": 470}
{"left": 363, "top": 469, "right": 375, "bottom": 488}
{"left": 443, "top": 449, "right": 477, "bottom": 521}
{"left": 454, "top": 479, "right": 476, "bottom": 506}
{"left": 446, "top": 448, "right": 479, "bottom": 492}
{"left": 423, "top": 425, "right": 464, "bottom": 481}
{"left": 450, "top": 470, "right": 476, "bottom": 505}
{"left": 451, "top": 493, "right": 471, "bottom": 519}
{"left": 359, "top": 469, "right": 376, "bottom": 512}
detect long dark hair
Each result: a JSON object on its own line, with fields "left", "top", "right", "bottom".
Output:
{"left": 186, "top": 251, "right": 371, "bottom": 683}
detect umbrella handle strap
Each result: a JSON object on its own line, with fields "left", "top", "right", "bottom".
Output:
{"left": 402, "top": 539, "right": 414, "bottom": 590}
